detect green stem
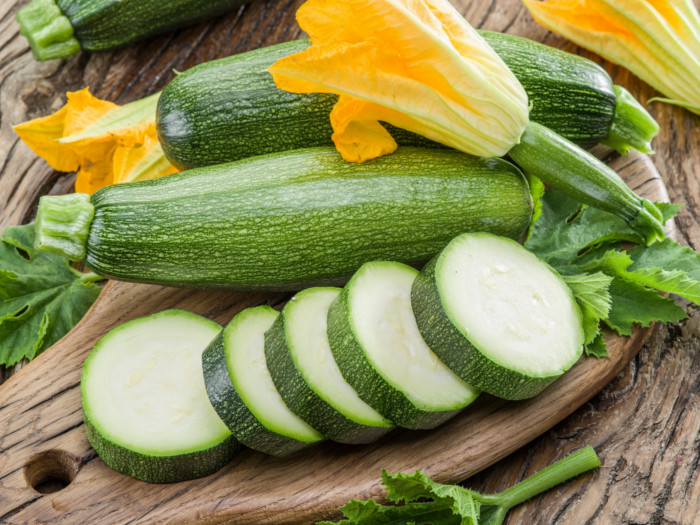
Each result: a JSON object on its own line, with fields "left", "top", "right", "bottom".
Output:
{"left": 35, "top": 193, "right": 94, "bottom": 261}
{"left": 80, "top": 271, "right": 105, "bottom": 283}
{"left": 496, "top": 446, "right": 601, "bottom": 509}
{"left": 17, "top": 0, "right": 81, "bottom": 61}
{"left": 508, "top": 122, "right": 665, "bottom": 245}
{"left": 602, "top": 86, "right": 660, "bottom": 155}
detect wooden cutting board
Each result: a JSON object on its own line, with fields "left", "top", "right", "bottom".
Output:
{"left": 0, "top": 151, "right": 673, "bottom": 524}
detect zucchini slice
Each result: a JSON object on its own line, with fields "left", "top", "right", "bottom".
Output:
{"left": 81, "top": 309, "right": 238, "bottom": 483}
{"left": 202, "top": 306, "right": 325, "bottom": 456}
{"left": 327, "top": 262, "right": 479, "bottom": 430}
{"left": 412, "top": 233, "right": 585, "bottom": 401}
{"left": 265, "top": 288, "right": 394, "bottom": 444}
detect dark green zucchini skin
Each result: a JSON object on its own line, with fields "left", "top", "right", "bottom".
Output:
{"left": 326, "top": 282, "right": 464, "bottom": 430}
{"left": 83, "top": 147, "right": 533, "bottom": 290}
{"left": 201, "top": 317, "right": 320, "bottom": 457}
{"left": 157, "top": 33, "right": 616, "bottom": 169}
{"left": 83, "top": 415, "right": 240, "bottom": 483}
{"left": 264, "top": 302, "right": 394, "bottom": 444}
{"left": 481, "top": 31, "right": 615, "bottom": 148}
{"left": 57, "top": 0, "right": 250, "bottom": 52}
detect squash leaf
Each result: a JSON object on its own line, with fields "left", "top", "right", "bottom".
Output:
{"left": 527, "top": 189, "right": 693, "bottom": 357}
{"left": 0, "top": 223, "right": 102, "bottom": 366}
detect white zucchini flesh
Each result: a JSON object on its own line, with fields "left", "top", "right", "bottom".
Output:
{"left": 439, "top": 234, "right": 583, "bottom": 376}
{"left": 82, "top": 310, "right": 229, "bottom": 456}
{"left": 227, "top": 308, "right": 323, "bottom": 442}
{"left": 350, "top": 262, "right": 477, "bottom": 410}
{"left": 286, "top": 288, "right": 390, "bottom": 427}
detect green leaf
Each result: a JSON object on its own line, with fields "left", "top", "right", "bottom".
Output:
{"left": 628, "top": 238, "right": 700, "bottom": 303}
{"left": 524, "top": 174, "right": 545, "bottom": 243}
{"left": 526, "top": 191, "right": 643, "bottom": 267}
{"left": 655, "top": 202, "right": 684, "bottom": 223}
{"left": 318, "top": 499, "right": 459, "bottom": 525}
{"left": 584, "top": 332, "right": 609, "bottom": 358}
{"left": 383, "top": 470, "right": 481, "bottom": 522}
{"left": 605, "top": 279, "right": 685, "bottom": 336}
{"left": 319, "top": 448, "right": 600, "bottom": 525}
{"left": 0, "top": 223, "right": 101, "bottom": 366}
{"left": 562, "top": 272, "right": 612, "bottom": 345}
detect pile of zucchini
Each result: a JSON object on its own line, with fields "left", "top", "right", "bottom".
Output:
{"left": 24, "top": 13, "right": 666, "bottom": 483}
{"left": 82, "top": 232, "right": 584, "bottom": 482}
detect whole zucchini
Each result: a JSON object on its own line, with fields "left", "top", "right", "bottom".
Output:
{"left": 17, "top": 0, "right": 251, "bottom": 61}
{"left": 157, "top": 33, "right": 657, "bottom": 170}
{"left": 34, "top": 147, "right": 533, "bottom": 291}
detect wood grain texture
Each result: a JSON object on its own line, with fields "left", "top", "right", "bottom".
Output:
{"left": 0, "top": 0, "right": 698, "bottom": 523}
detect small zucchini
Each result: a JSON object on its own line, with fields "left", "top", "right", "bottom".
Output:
{"left": 17, "top": 0, "right": 251, "bottom": 61}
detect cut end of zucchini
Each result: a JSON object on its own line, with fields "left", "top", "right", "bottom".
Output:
{"left": 350, "top": 262, "right": 477, "bottom": 411}
{"left": 413, "top": 233, "right": 585, "bottom": 400}
{"left": 226, "top": 307, "right": 323, "bottom": 444}
{"left": 203, "top": 306, "right": 324, "bottom": 456}
{"left": 439, "top": 234, "right": 583, "bottom": 378}
{"left": 602, "top": 85, "right": 660, "bottom": 155}
{"left": 82, "top": 309, "right": 237, "bottom": 483}
{"left": 17, "top": 0, "right": 80, "bottom": 61}
{"left": 35, "top": 193, "right": 94, "bottom": 261}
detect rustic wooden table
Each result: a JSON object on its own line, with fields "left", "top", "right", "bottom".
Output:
{"left": 0, "top": 0, "right": 698, "bottom": 523}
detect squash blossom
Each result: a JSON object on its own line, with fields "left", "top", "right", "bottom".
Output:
{"left": 14, "top": 89, "right": 177, "bottom": 194}
{"left": 523, "top": 0, "right": 700, "bottom": 115}
{"left": 268, "top": 0, "right": 530, "bottom": 163}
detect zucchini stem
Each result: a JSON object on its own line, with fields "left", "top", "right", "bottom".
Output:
{"left": 35, "top": 193, "right": 94, "bottom": 261}
{"left": 508, "top": 122, "right": 665, "bottom": 245}
{"left": 79, "top": 271, "right": 105, "bottom": 284}
{"left": 602, "top": 86, "right": 660, "bottom": 155}
{"left": 17, "top": 0, "right": 81, "bottom": 61}
{"left": 469, "top": 446, "right": 600, "bottom": 525}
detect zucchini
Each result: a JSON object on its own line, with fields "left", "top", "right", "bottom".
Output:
{"left": 157, "top": 35, "right": 656, "bottom": 170}
{"left": 411, "top": 233, "right": 584, "bottom": 401}
{"left": 156, "top": 35, "right": 664, "bottom": 242}
{"left": 202, "top": 306, "right": 325, "bottom": 456}
{"left": 17, "top": 0, "right": 250, "bottom": 61}
{"left": 265, "top": 287, "right": 394, "bottom": 444}
{"left": 81, "top": 309, "right": 239, "bottom": 483}
{"left": 509, "top": 122, "right": 665, "bottom": 245}
{"left": 34, "top": 147, "right": 533, "bottom": 290}
{"left": 326, "top": 261, "right": 480, "bottom": 430}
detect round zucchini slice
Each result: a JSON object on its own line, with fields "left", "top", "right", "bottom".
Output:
{"left": 327, "top": 261, "right": 479, "bottom": 430}
{"left": 265, "top": 287, "right": 394, "bottom": 444}
{"left": 81, "top": 309, "right": 239, "bottom": 483}
{"left": 412, "top": 232, "right": 585, "bottom": 400}
{"left": 202, "top": 306, "right": 325, "bottom": 456}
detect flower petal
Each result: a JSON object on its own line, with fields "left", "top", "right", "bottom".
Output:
{"left": 14, "top": 89, "right": 177, "bottom": 194}
{"left": 113, "top": 135, "right": 178, "bottom": 185}
{"left": 523, "top": 0, "right": 700, "bottom": 115}
{"left": 269, "top": 0, "right": 529, "bottom": 162}
{"left": 13, "top": 88, "right": 116, "bottom": 172}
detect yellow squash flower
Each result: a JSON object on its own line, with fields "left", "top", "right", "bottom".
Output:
{"left": 268, "top": 0, "right": 530, "bottom": 163}
{"left": 523, "top": 0, "right": 700, "bottom": 115}
{"left": 14, "top": 89, "right": 177, "bottom": 194}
